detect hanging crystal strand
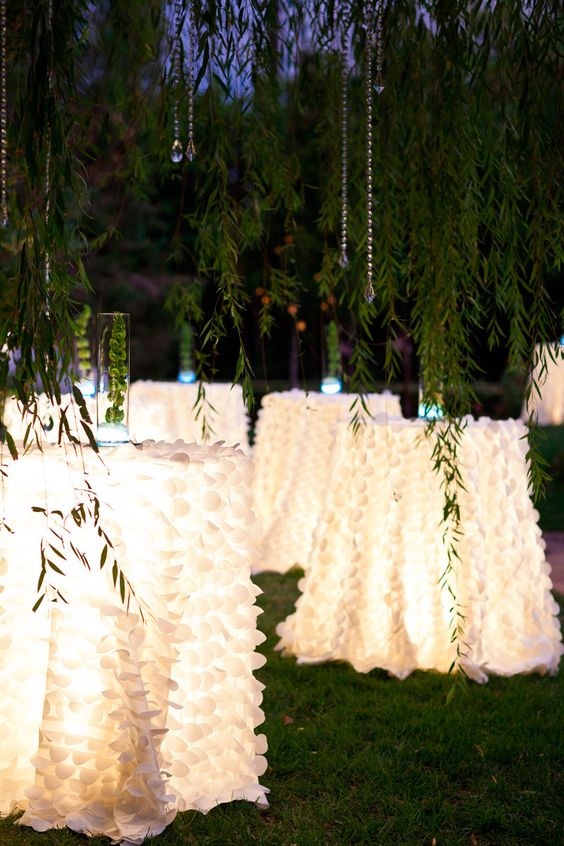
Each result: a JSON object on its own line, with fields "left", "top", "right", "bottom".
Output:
{"left": 44, "top": 140, "right": 51, "bottom": 287}
{"left": 374, "top": 0, "right": 385, "bottom": 95}
{"left": 44, "top": 0, "right": 54, "bottom": 291}
{"left": 0, "top": 0, "right": 8, "bottom": 228}
{"left": 364, "top": 0, "right": 375, "bottom": 304}
{"left": 185, "top": 0, "right": 197, "bottom": 161}
{"left": 339, "top": 1, "right": 350, "bottom": 269}
{"left": 170, "top": 0, "right": 183, "bottom": 163}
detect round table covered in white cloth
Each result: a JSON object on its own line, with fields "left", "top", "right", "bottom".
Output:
{"left": 129, "top": 381, "right": 250, "bottom": 452}
{"left": 520, "top": 343, "right": 564, "bottom": 425}
{"left": 1, "top": 392, "right": 87, "bottom": 443}
{"left": 0, "top": 440, "right": 267, "bottom": 844}
{"left": 276, "top": 417, "right": 563, "bottom": 682}
{"left": 251, "top": 389, "right": 403, "bottom": 574}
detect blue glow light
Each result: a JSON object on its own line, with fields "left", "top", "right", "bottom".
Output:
{"left": 178, "top": 370, "right": 196, "bottom": 384}
{"left": 77, "top": 378, "right": 96, "bottom": 398}
{"left": 418, "top": 401, "right": 443, "bottom": 420}
{"left": 321, "top": 376, "right": 342, "bottom": 395}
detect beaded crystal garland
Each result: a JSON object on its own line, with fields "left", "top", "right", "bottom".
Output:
{"left": 364, "top": 0, "right": 384, "bottom": 304}
{"left": 339, "top": 0, "right": 350, "bottom": 270}
{"left": 185, "top": 0, "right": 196, "bottom": 161}
{"left": 44, "top": 0, "right": 54, "bottom": 290}
{"left": 170, "top": 0, "right": 197, "bottom": 164}
{"left": 0, "top": 0, "right": 7, "bottom": 228}
{"left": 170, "top": 0, "right": 184, "bottom": 163}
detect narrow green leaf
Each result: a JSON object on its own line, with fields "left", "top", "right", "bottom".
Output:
{"left": 32, "top": 594, "right": 45, "bottom": 613}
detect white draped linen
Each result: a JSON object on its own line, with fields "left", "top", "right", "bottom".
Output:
{"left": 521, "top": 343, "right": 564, "bottom": 425}
{"left": 276, "top": 417, "right": 563, "bottom": 682}
{"left": 2, "top": 381, "right": 250, "bottom": 452}
{"left": 129, "top": 381, "right": 250, "bottom": 451}
{"left": 251, "top": 390, "right": 403, "bottom": 573}
{"left": 1, "top": 392, "right": 85, "bottom": 443}
{"left": 0, "top": 440, "right": 268, "bottom": 844}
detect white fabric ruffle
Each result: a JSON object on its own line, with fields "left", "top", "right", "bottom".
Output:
{"left": 251, "top": 390, "right": 402, "bottom": 573}
{"left": 0, "top": 439, "right": 267, "bottom": 843}
{"left": 276, "top": 417, "right": 563, "bottom": 681}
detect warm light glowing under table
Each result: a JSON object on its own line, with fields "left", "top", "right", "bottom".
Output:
{"left": 251, "top": 389, "right": 403, "bottom": 574}
{"left": 0, "top": 440, "right": 267, "bottom": 844}
{"left": 276, "top": 417, "right": 563, "bottom": 682}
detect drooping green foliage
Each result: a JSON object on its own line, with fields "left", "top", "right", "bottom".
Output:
{"left": 0, "top": 1, "right": 562, "bottom": 668}
{"left": 4, "top": 1, "right": 561, "bottom": 409}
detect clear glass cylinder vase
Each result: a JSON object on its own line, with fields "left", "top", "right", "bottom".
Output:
{"left": 96, "top": 312, "right": 130, "bottom": 446}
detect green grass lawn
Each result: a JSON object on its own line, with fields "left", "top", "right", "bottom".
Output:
{"left": 1, "top": 571, "right": 562, "bottom": 846}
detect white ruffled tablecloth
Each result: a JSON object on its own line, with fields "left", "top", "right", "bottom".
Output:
{"left": 1, "top": 393, "right": 89, "bottom": 443}
{"left": 521, "top": 343, "right": 564, "bottom": 425}
{"left": 2, "top": 381, "right": 250, "bottom": 452}
{"left": 129, "top": 381, "right": 250, "bottom": 452}
{"left": 0, "top": 440, "right": 268, "bottom": 844}
{"left": 251, "top": 390, "right": 402, "bottom": 574}
{"left": 276, "top": 417, "right": 563, "bottom": 682}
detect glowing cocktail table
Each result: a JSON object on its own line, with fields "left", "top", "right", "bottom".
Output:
{"left": 0, "top": 439, "right": 267, "bottom": 843}
{"left": 251, "top": 390, "right": 402, "bottom": 573}
{"left": 276, "top": 417, "right": 563, "bottom": 682}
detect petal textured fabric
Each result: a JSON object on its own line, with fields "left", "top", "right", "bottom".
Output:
{"left": 276, "top": 417, "right": 563, "bottom": 681}
{"left": 0, "top": 440, "right": 267, "bottom": 844}
{"left": 129, "top": 382, "right": 250, "bottom": 452}
{"left": 521, "top": 343, "right": 564, "bottom": 425}
{"left": 252, "top": 390, "right": 402, "bottom": 573}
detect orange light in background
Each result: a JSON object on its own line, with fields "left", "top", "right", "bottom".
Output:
{"left": 260, "top": 295, "right": 272, "bottom": 305}
{"left": 255, "top": 287, "right": 265, "bottom": 296}
{"left": 287, "top": 304, "right": 298, "bottom": 317}
{"left": 296, "top": 320, "right": 307, "bottom": 332}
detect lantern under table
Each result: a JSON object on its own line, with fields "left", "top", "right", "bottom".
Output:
{"left": 276, "top": 417, "right": 563, "bottom": 682}
{"left": 0, "top": 439, "right": 267, "bottom": 844}
{"left": 251, "top": 389, "right": 403, "bottom": 574}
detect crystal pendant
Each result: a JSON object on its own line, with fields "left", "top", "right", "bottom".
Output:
{"left": 171, "top": 139, "right": 183, "bottom": 164}
{"left": 364, "top": 284, "right": 375, "bottom": 304}
{"left": 185, "top": 139, "right": 197, "bottom": 162}
{"left": 339, "top": 252, "right": 349, "bottom": 269}
{"left": 374, "top": 83, "right": 385, "bottom": 95}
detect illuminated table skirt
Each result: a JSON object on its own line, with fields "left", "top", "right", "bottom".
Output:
{"left": 276, "top": 418, "right": 563, "bottom": 682}
{"left": 251, "top": 389, "right": 402, "bottom": 574}
{"left": 1, "top": 393, "right": 86, "bottom": 443}
{"left": 521, "top": 343, "right": 564, "bottom": 425}
{"left": 129, "top": 381, "right": 250, "bottom": 451}
{"left": 2, "top": 381, "right": 250, "bottom": 452}
{"left": 0, "top": 440, "right": 267, "bottom": 843}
